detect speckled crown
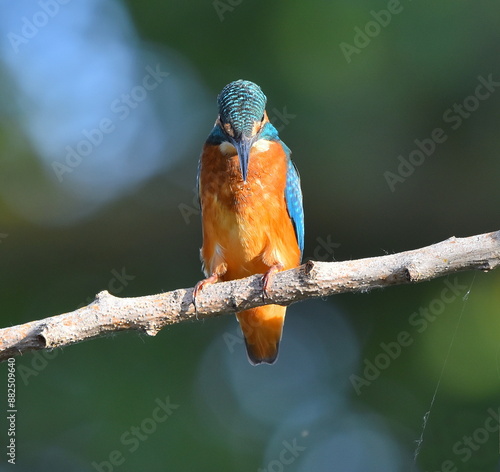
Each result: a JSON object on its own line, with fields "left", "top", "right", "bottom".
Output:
{"left": 217, "top": 80, "right": 267, "bottom": 137}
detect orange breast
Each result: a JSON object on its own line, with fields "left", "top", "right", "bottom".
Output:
{"left": 199, "top": 140, "right": 300, "bottom": 281}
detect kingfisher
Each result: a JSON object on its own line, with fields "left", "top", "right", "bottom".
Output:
{"left": 194, "top": 80, "right": 304, "bottom": 365}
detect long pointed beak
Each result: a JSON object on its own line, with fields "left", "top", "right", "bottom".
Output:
{"left": 234, "top": 135, "right": 254, "bottom": 182}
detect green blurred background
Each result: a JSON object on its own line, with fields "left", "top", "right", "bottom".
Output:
{"left": 1, "top": 0, "right": 499, "bottom": 471}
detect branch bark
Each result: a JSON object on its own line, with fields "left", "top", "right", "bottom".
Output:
{"left": 1, "top": 230, "right": 499, "bottom": 362}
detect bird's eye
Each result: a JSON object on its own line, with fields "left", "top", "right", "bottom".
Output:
{"left": 260, "top": 114, "right": 265, "bottom": 122}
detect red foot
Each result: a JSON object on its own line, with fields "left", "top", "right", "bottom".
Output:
{"left": 262, "top": 264, "right": 284, "bottom": 299}
{"left": 193, "top": 273, "right": 219, "bottom": 312}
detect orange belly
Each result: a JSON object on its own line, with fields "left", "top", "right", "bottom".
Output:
{"left": 199, "top": 140, "right": 300, "bottom": 279}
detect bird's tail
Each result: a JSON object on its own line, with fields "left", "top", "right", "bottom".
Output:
{"left": 236, "top": 305, "right": 286, "bottom": 365}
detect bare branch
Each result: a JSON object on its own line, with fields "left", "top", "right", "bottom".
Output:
{"left": 1, "top": 230, "right": 499, "bottom": 362}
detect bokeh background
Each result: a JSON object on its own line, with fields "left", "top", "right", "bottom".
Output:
{"left": 1, "top": 1, "right": 499, "bottom": 471}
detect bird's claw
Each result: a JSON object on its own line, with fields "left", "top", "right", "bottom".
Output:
{"left": 192, "top": 273, "right": 219, "bottom": 318}
{"left": 262, "top": 264, "right": 284, "bottom": 300}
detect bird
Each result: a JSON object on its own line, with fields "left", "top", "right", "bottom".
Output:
{"left": 194, "top": 79, "right": 304, "bottom": 365}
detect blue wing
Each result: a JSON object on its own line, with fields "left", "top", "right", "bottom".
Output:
{"left": 285, "top": 155, "right": 305, "bottom": 258}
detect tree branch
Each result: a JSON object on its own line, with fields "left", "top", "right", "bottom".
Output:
{"left": 1, "top": 230, "right": 499, "bottom": 362}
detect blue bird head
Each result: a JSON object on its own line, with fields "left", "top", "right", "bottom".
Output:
{"left": 217, "top": 80, "right": 267, "bottom": 181}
